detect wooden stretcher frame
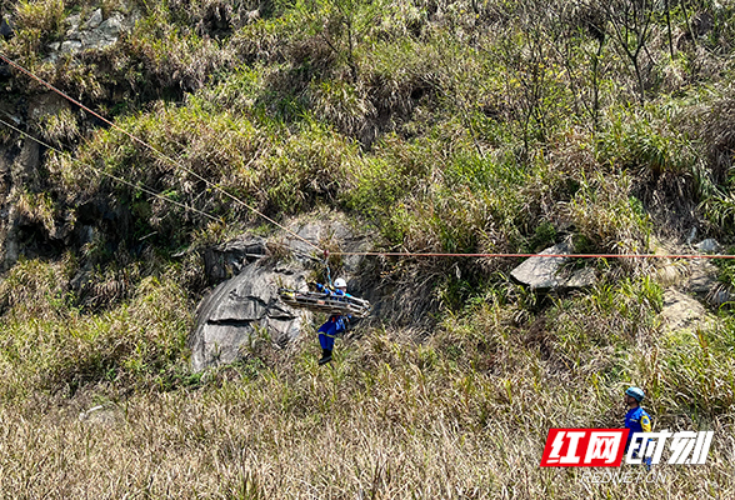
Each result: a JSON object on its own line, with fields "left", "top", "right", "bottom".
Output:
{"left": 278, "top": 288, "right": 371, "bottom": 318}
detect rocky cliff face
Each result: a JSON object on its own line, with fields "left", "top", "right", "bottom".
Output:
{"left": 190, "top": 258, "right": 311, "bottom": 372}
{"left": 0, "top": 3, "right": 143, "bottom": 270}
{"left": 46, "top": 8, "right": 140, "bottom": 61}
{"left": 0, "top": 93, "right": 71, "bottom": 269}
{"left": 189, "top": 213, "right": 373, "bottom": 372}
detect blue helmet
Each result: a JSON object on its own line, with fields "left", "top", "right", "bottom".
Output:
{"left": 625, "top": 387, "right": 645, "bottom": 402}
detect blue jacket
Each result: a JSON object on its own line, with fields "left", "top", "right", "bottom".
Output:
{"left": 316, "top": 284, "right": 353, "bottom": 330}
{"left": 625, "top": 406, "right": 652, "bottom": 450}
{"left": 316, "top": 283, "right": 352, "bottom": 301}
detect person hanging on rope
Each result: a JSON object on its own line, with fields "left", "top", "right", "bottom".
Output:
{"left": 314, "top": 278, "right": 352, "bottom": 365}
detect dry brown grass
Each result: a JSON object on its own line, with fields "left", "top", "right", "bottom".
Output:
{"left": 0, "top": 327, "right": 732, "bottom": 499}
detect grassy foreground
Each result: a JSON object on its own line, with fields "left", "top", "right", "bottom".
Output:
{"left": 1, "top": 335, "right": 733, "bottom": 499}
{"left": 0, "top": 361, "right": 731, "bottom": 500}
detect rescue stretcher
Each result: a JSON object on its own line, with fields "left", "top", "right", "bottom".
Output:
{"left": 278, "top": 288, "right": 371, "bottom": 318}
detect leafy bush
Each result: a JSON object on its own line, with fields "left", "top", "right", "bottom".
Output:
{"left": 15, "top": 0, "right": 64, "bottom": 33}
{"left": 0, "top": 256, "right": 73, "bottom": 320}
{"left": 653, "top": 318, "right": 735, "bottom": 417}
{"left": 40, "top": 107, "right": 80, "bottom": 145}
{"left": 544, "top": 276, "right": 662, "bottom": 377}
{"left": 0, "top": 0, "right": 65, "bottom": 63}
{"left": 308, "top": 79, "right": 375, "bottom": 138}
{"left": 359, "top": 39, "right": 444, "bottom": 123}
{"left": 12, "top": 187, "right": 59, "bottom": 235}
{"left": 596, "top": 105, "right": 698, "bottom": 177}
{"left": 120, "top": 7, "right": 235, "bottom": 93}
{"left": 563, "top": 171, "right": 652, "bottom": 261}
{"left": 259, "top": 119, "right": 358, "bottom": 213}
{"left": 342, "top": 134, "right": 432, "bottom": 222}
{"left": 52, "top": 100, "right": 262, "bottom": 245}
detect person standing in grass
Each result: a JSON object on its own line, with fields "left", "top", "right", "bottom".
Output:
{"left": 624, "top": 386, "right": 653, "bottom": 470}
{"left": 314, "top": 278, "right": 352, "bottom": 366}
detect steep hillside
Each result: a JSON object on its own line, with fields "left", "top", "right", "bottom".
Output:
{"left": 1, "top": 0, "right": 735, "bottom": 497}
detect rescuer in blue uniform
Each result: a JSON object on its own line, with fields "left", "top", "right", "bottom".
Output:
{"left": 315, "top": 278, "right": 351, "bottom": 365}
{"left": 624, "top": 386, "right": 652, "bottom": 470}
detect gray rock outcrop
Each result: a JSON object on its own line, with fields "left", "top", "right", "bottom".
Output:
{"left": 510, "top": 240, "right": 596, "bottom": 292}
{"left": 0, "top": 93, "right": 74, "bottom": 269}
{"left": 687, "top": 260, "right": 732, "bottom": 307}
{"left": 190, "top": 261, "right": 312, "bottom": 372}
{"left": 660, "top": 289, "right": 714, "bottom": 332}
{"left": 694, "top": 238, "right": 721, "bottom": 254}
{"left": 190, "top": 212, "right": 373, "bottom": 372}
{"left": 46, "top": 8, "right": 141, "bottom": 62}
{"left": 282, "top": 216, "right": 369, "bottom": 274}
{"left": 203, "top": 236, "right": 268, "bottom": 284}
{"left": 653, "top": 239, "right": 732, "bottom": 309}
{"left": 0, "top": 16, "right": 13, "bottom": 39}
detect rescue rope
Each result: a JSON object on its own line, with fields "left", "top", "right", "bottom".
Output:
{"left": 4, "top": 118, "right": 733, "bottom": 263}
{"left": 333, "top": 251, "right": 735, "bottom": 260}
{"left": 0, "top": 52, "right": 323, "bottom": 254}
{"left": 324, "top": 250, "right": 334, "bottom": 288}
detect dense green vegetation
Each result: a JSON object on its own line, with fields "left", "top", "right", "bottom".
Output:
{"left": 2, "top": 0, "right": 735, "bottom": 497}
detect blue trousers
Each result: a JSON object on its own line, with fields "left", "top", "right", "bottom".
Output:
{"left": 318, "top": 316, "right": 344, "bottom": 350}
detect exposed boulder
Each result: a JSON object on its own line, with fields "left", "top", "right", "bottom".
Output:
{"left": 0, "top": 15, "right": 13, "bottom": 40}
{"left": 283, "top": 215, "right": 370, "bottom": 274}
{"left": 58, "top": 40, "right": 83, "bottom": 54}
{"left": 694, "top": 238, "right": 721, "bottom": 254}
{"left": 203, "top": 236, "right": 267, "bottom": 284}
{"left": 688, "top": 261, "right": 719, "bottom": 295}
{"left": 66, "top": 13, "right": 81, "bottom": 33}
{"left": 684, "top": 260, "right": 732, "bottom": 308}
{"left": 660, "top": 289, "right": 714, "bottom": 332}
{"left": 83, "top": 9, "right": 104, "bottom": 30}
{"left": 12, "top": 139, "right": 41, "bottom": 186}
{"left": 201, "top": 212, "right": 372, "bottom": 286}
{"left": 81, "top": 13, "right": 125, "bottom": 49}
{"left": 78, "top": 404, "right": 119, "bottom": 427}
{"left": 47, "top": 8, "right": 140, "bottom": 62}
{"left": 190, "top": 259, "right": 311, "bottom": 372}
{"left": 510, "top": 240, "right": 596, "bottom": 292}
{"left": 657, "top": 263, "right": 683, "bottom": 287}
